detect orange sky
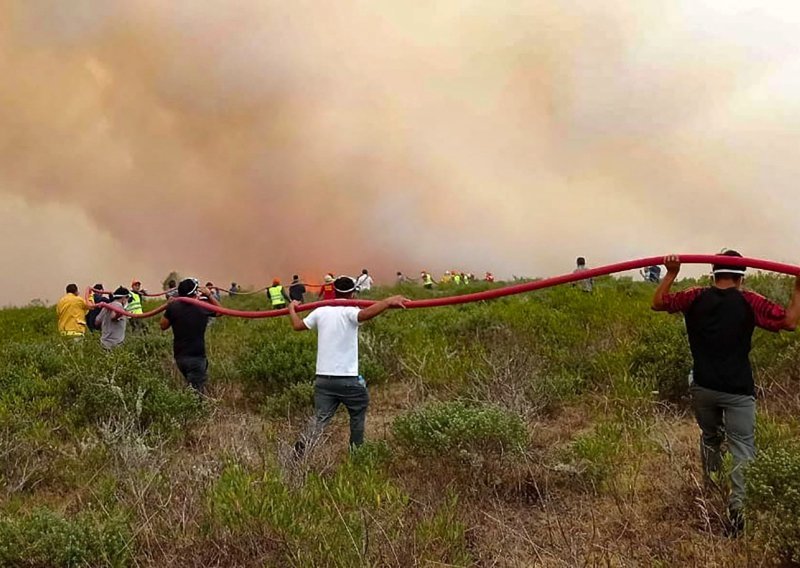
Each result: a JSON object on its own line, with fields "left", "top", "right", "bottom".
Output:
{"left": 2, "top": 0, "right": 800, "bottom": 305}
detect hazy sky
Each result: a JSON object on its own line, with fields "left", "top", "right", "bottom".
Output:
{"left": 2, "top": 0, "right": 800, "bottom": 305}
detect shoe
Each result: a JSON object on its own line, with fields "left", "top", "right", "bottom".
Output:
{"left": 726, "top": 507, "right": 745, "bottom": 537}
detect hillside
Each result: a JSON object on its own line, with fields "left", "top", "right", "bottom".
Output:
{"left": 2, "top": 276, "right": 800, "bottom": 566}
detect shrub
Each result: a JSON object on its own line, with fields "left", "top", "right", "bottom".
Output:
{"left": 206, "top": 458, "right": 408, "bottom": 565}
{"left": 392, "top": 401, "right": 527, "bottom": 458}
{"left": 571, "top": 422, "right": 625, "bottom": 484}
{"left": 261, "top": 382, "right": 315, "bottom": 418}
{"left": 0, "top": 508, "right": 131, "bottom": 567}
{"left": 629, "top": 321, "right": 691, "bottom": 401}
{"left": 61, "top": 347, "right": 204, "bottom": 437}
{"left": 236, "top": 331, "right": 317, "bottom": 395}
{"left": 746, "top": 446, "right": 800, "bottom": 562}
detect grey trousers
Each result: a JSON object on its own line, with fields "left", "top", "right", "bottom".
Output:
{"left": 310, "top": 376, "right": 370, "bottom": 447}
{"left": 690, "top": 383, "right": 756, "bottom": 512}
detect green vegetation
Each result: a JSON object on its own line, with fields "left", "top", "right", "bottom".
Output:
{"left": 747, "top": 445, "right": 800, "bottom": 562}
{"left": 392, "top": 400, "right": 527, "bottom": 458}
{"left": 2, "top": 274, "right": 800, "bottom": 565}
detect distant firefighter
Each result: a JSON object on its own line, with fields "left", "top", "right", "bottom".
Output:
{"left": 573, "top": 257, "right": 593, "bottom": 293}
{"left": 355, "top": 269, "right": 373, "bottom": 292}
{"left": 318, "top": 274, "right": 336, "bottom": 301}
{"left": 267, "top": 278, "right": 289, "bottom": 310}
{"left": 289, "top": 275, "right": 306, "bottom": 304}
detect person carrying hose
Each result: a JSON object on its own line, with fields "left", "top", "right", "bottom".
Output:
{"left": 652, "top": 250, "right": 800, "bottom": 535}
{"left": 318, "top": 274, "right": 336, "bottom": 300}
{"left": 97, "top": 287, "right": 131, "bottom": 350}
{"left": 288, "top": 276, "right": 408, "bottom": 454}
{"left": 128, "top": 280, "right": 146, "bottom": 333}
{"left": 267, "top": 278, "right": 289, "bottom": 310}
{"left": 160, "top": 278, "right": 222, "bottom": 394}
{"left": 56, "top": 283, "right": 92, "bottom": 339}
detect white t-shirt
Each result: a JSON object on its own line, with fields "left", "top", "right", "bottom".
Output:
{"left": 356, "top": 274, "right": 373, "bottom": 291}
{"left": 303, "top": 306, "right": 361, "bottom": 376}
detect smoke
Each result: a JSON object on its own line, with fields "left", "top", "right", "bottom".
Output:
{"left": 2, "top": 0, "right": 800, "bottom": 304}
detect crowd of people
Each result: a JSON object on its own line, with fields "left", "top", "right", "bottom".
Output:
{"left": 52, "top": 253, "right": 800, "bottom": 534}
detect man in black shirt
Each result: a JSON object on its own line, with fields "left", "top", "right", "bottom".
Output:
{"left": 289, "top": 275, "right": 306, "bottom": 304}
{"left": 160, "top": 278, "right": 221, "bottom": 393}
{"left": 652, "top": 251, "right": 800, "bottom": 532}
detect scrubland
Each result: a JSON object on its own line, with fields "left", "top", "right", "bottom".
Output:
{"left": 2, "top": 275, "right": 800, "bottom": 566}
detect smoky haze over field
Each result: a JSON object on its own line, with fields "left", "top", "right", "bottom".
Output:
{"left": 2, "top": 0, "right": 800, "bottom": 305}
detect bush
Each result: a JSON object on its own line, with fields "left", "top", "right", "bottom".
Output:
{"left": 206, "top": 458, "right": 408, "bottom": 565}
{"left": 61, "top": 346, "right": 204, "bottom": 437}
{"left": 629, "top": 321, "right": 691, "bottom": 401}
{"left": 570, "top": 422, "right": 625, "bottom": 484}
{"left": 746, "top": 446, "right": 800, "bottom": 562}
{"left": 0, "top": 508, "right": 131, "bottom": 567}
{"left": 261, "top": 382, "right": 315, "bottom": 418}
{"left": 392, "top": 401, "right": 527, "bottom": 459}
{"left": 236, "top": 331, "right": 317, "bottom": 395}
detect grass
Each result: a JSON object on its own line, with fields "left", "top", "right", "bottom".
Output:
{"left": 1, "top": 274, "right": 800, "bottom": 565}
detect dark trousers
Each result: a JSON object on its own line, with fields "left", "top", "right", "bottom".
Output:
{"left": 690, "top": 383, "right": 756, "bottom": 512}
{"left": 308, "top": 376, "right": 369, "bottom": 447}
{"left": 175, "top": 356, "right": 209, "bottom": 393}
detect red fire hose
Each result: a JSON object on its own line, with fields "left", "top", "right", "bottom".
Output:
{"left": 85, "top": 254, "right": 800, "bottom": 320}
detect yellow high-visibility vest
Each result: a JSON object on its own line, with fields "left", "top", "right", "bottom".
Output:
{"left": 268, "top": 285, "right": 285, "bottom": 306}
{"left": 128, "top": 292, "right": 143, "bottom": 314}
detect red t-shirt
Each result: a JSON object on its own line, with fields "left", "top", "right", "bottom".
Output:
{"left": 320, "top": 284, "right": 336, "bottom": 300}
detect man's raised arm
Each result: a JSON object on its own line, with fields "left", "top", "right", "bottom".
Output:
{"left": 652, "top": 255, "right": 680, "bottom": 311}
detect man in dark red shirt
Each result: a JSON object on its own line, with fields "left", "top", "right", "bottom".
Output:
{"left": 652, "top": 250, "right": 800, "bottom": 533}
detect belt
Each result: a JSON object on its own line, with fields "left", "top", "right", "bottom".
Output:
{"left": 316, "top": 374, "right": 357, "bottom": 379}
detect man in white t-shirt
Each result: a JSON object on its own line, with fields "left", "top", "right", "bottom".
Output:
{"left": 288, "top": 275, "right": 406, "bottom": 452}
{"left": 355, "top": 269, "right": 373, "bottom": 293}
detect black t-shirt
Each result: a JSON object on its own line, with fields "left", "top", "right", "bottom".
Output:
{"left": 684, "top": 288, "right": 755, "bottom": 395}
{"left": 289, "top": 283, "right": 306, "bottom": 302}
{"left": 665, "top": 286, "right": 786, "bottom": 396}
{"left": 165, "top": 301, "right": 213, "bottom": 359}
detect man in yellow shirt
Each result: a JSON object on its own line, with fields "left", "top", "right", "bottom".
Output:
{"left": 56, "top": 284, "right": 91, "bottom": 338}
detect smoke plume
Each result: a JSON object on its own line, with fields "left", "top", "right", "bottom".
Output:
{"left": 2, "top": 0, "right": 800, "bottom": 304}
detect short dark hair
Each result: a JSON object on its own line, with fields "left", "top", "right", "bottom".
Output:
{"left": 713, "top": 249, "right": 745, "bottom": 281}
{"left": 66, "top": 284, "right": 78, "bottom": 294}
{"left": 576, "top": 257, "right": 586, "bottom": 266}
{"left": 292, "top": 274, "right": 299, "bottom": 280}
{"left": 178, "top": 278, "right": 199, "bottom": 297}
{"left": 334, "top": 276, "right": 356, "bottom": 298}
{"left": 362, "top": 269, "right": 368, "bottom": 274}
